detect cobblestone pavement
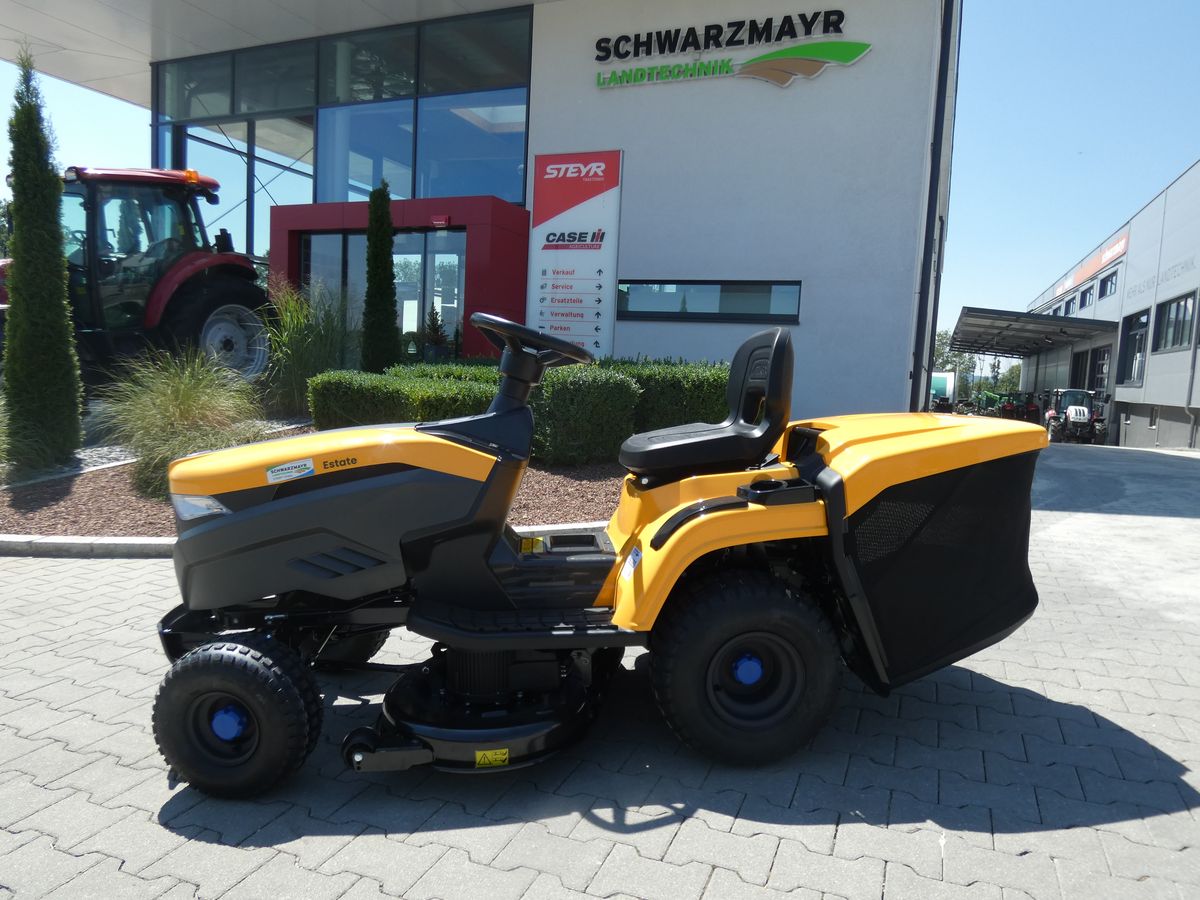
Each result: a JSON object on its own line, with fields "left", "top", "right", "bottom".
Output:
{"left": 0, "top": 445, "right": 1198, "bottom": 899}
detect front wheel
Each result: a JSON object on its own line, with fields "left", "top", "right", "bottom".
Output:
{"left": 152, "top": 636, "right": 321, "bottom": 797}
{"left": 199, "top": 303, "right": 268, "bottom": 378}
{"left": 650, "top": 570, "right": 841, "bottom": 765}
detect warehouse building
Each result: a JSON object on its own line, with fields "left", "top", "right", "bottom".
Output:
{"left": 1, "top": 0, "right": 961, "bottom": 415}
{"left": 951, "top": 159, "right": 1199, "bottom": 449}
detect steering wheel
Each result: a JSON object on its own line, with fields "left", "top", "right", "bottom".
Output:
{"left": 470, "top": 312, "right": 595, "bottom": 366}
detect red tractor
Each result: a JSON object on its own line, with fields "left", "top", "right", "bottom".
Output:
{"left": 0, "top": 167, "right": 268, "bottom": 379}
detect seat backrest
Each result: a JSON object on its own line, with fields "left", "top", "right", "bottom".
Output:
{"left": 724, "top": 327, "right": 793, "bottom": 442}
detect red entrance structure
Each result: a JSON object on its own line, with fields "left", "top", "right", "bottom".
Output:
{"left": 270, "top": 196, "right": 529, "bottom": 357}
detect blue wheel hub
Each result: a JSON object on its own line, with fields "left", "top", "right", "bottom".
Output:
{"left": 731, "top": 653, "right": 764, "bottom": 686}
{"left": 210, "top": 704, "right": 248, "bottom": 742}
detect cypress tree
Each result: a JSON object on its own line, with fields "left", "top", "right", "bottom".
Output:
{"left": 2, "top": 50, "right": 82, "bottom": 466}
{"left": 360, "top": 181, "right": 401, "bottom": 372}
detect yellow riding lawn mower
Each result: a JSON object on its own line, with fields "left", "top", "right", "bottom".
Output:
{"left": 153, "top": 314, "right": 1048, "bottom": 797}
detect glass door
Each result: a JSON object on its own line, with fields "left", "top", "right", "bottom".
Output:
{"left": 425, "top": 230, "right": 466, "bottom": 351}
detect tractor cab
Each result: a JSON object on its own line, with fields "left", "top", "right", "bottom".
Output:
{"left": 1, "top": 167, "right": 267, "bottom": 378}
{"left": 62, "top": 168, "right": 221, "bottom": 361}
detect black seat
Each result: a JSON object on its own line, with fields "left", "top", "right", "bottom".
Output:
{"left": 619, "top": 328, "right": 793, "bottom": 481}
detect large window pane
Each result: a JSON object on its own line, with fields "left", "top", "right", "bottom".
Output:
{"left": 415, "top": 88, "right": 526, "bottom": 202}
{"left": 320, "top": 28, "right": 416, "bottom": 104}
{"left": 300, "top": 233, "right": 343, "bottom": 298}
{"left": 317, "top": 101, "right": 414, "bottom": 202}
{"left": 393, "top": 232, "right": 425, "bottom": 337}
{"left": 252, "top": 117, "right": 315, "bottom": 258}
{"left": 1117, "top": 309, "right": 1150, "bottom": 384}
{"left": 344, "top": 231, "right": 425, "bottom": 337}
{"left": 158, "top": 56, "right": 231, "bottom": 120}
{"left": 419, "top": 10, "right": 530, "bottom": 94}
{"left": 186, "top": 123, "right": 249, "bottom": 256}
{"left": 235, "top": 43, "right": 315, "bottom": 113}
{"left": 617, "top": 281, "right": 802, "bottom": 323}
{"left": 426, "top": 230, "right": 466, "bottom": 344}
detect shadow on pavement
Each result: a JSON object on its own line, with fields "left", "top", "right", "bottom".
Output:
{"left": 1033, "top": 443, "right": 1200, "bottom": 518}
{"left": 158, "top": 657, "right": 1199, "bottom": 845}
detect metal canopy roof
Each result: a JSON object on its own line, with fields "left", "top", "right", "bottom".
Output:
{"left": 950, "top": 306, "right": 1118, "bottom": 359}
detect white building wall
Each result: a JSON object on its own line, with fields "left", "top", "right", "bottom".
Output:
{"left": 527, "top": 0, "right": 952, "bottom": 417}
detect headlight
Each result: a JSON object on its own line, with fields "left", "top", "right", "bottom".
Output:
{"left": 170, "top": 494, "right": 231, "bottom": 521}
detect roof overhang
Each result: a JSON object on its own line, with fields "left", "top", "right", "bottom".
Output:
{"left": 0, "top": 0, "right": 559, "bottom": 109}
{"left": 950, "top": 306, "right": 1118, "bottom": 359}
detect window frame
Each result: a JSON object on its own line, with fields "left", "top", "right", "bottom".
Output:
{"left": 1116, "top": 308, "right": 1150, "bottom": 387}
{"left": 616, "top": 279, "right": 802, "bottom": 324}
{"left": 1150, "top": 291, "right": 1195, "bottom": 355}
{"left": 1078, "top": 284, "right": 1094, "bottom": 308}
{"left": 1098, "top": 270, "right": 1119, "bottom": 298}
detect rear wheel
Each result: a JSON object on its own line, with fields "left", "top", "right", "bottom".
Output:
{"left": 650, "top": 569, "right": 841, "bottom": 765}
{"left": 152, "top": 635, "right": 321, "bottom": 797}
{"left": 162, "top": 277, "right": 268, "bottom": 379}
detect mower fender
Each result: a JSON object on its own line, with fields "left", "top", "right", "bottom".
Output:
{"left": 606, "top": 500, "right": 827, "bottom": 631}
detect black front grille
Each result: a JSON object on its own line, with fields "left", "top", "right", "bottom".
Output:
{"left": 288, "top": 547, "right": 385, "bottom": 580}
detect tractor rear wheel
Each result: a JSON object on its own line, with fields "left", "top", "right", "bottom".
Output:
{"left": 162, "top": 277, "right": 268, "bottom": 378}
{"left": 650, "top": 569, "right": 841, "bottom": 765}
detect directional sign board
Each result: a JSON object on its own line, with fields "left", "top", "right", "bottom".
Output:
{"left": 526, "top": 150, "right": 622, "bottom": 357}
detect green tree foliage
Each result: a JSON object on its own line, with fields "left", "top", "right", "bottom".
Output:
{"left": 393, "top": 257, "right": 420, "bottom": 284}
{"left": 2, "top": 50, "right": 82, "bottom": 466}
{"left": 424, "top": 304, "right": 447, "bottom": 347}
{"left": 932, "top": 329, "right": 977, "bottom": 398}
{"left": 996, "top": 362, "right": 1021, "bottom": 394}
{"left": 0, "top": 199, "right": 11, "bottom": 258}
{"left": 989, "top": 357, "right": 1001, "bottom": 388}
{"left": 360, "top": 181, "right": 401, "bottom": 372}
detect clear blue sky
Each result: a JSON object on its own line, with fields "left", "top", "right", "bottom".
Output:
{"left": 1, "top": 0, "right": 1198, "bottom": 336}
{"left": 939, "top": 0, "right": 1200, "bottom": 330}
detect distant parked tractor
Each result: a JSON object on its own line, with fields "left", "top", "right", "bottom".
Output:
{"left": 1042, "top": 388, "right": 1109, "bottom": 444}
{"left": 1021, "top": 392, "right": 1042, "bottom": 424}
{"left": 0, "top": 167, "right": 267, "bottom": 379}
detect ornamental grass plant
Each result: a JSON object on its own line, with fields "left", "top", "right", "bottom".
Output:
{"left": 96, "top": 350, "right": 266, "bottom": 498}
{"left": 262, "top": 277, "right": 354, "bottom": 417}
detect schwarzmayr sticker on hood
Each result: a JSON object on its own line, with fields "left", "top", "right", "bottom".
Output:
{"left": 266, "top": 458, "right": 315, "bottom": 484}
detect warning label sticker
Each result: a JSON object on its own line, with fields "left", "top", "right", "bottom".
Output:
{"left": 474, "top": 748, "right": 510, "bottom": 768}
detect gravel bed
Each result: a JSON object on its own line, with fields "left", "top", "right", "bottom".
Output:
{"left": 0, "top": 465, "right": 174, "bottom": 536}
{"left": 0, "top": 460, "right": 627, "bottom": 537}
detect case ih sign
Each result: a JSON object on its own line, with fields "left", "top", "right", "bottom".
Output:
{"left": 525, "top": 151, "right": 623, "bottom": 356}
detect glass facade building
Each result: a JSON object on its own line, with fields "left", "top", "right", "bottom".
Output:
{"left": 152, "top": 6, "right": 531, "bottom": 264}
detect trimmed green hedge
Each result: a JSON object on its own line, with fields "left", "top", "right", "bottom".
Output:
{"left": 384, "top": 361, "right": 500, "bottom": 384}
{"left": 600, "top": 359, "right": 729, "bottom": 431}
{"left": 532, "top": 367, "right": 639, "bottom": 465}
{"left": 308, "top": 370, "right": 493, "bottom": 428}
{"left": 308, "top": 357, "right": 727, "bottom": 464}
